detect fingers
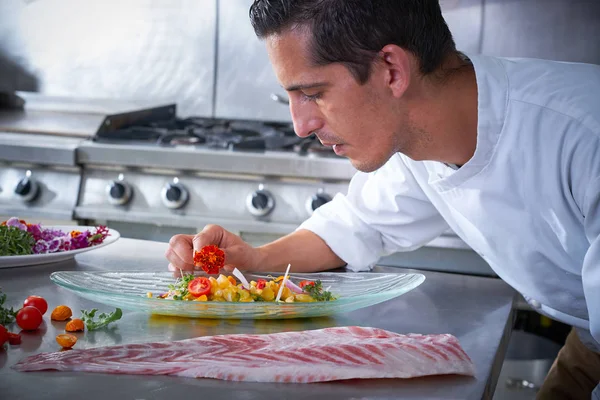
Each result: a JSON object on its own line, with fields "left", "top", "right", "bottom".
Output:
{"left": 167, "top": 263, "right": 190, "bottom": 278}
{"left": 167, "top": 225, "right": 255, "bottom": 273}
{"left": 165, "top": 234, "right": 196, "bottom": 271}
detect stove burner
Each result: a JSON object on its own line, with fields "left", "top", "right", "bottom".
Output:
{"left": 94, "top": 117, "right": 337, "bottom": 157}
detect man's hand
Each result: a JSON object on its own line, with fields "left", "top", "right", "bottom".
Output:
{"left": 165, "top": 225, "right": 261, "bottom": 275}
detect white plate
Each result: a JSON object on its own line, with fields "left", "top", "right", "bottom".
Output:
{"left": 0, "top": 226, "right": 120, "bottom": 268}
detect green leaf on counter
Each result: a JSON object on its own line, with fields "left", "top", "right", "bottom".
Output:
{"left": 80, "top": 307, "right": 123, "bottom": 331}
{"left": 0, "top": 290, "right": 18, "bottom": 325}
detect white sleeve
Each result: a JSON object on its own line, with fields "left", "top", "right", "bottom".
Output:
{"left": 298, "top": 154, "right": 449, "bottom": 271}
{"left": 582, "top": 175, "right": 600, "bottom": 345}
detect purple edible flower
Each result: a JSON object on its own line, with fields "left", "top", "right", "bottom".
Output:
{"left": 26, "top": 224, "right": 43, "bottom": 241}
{"left": 59, "top": 237, "right": 72, "bottom": 252}
{"left": 33, "top": 240, "right": 49, "bottom": 254}
{"left": 70, "top": 231, "right": 91, "bottom": 250}
{"left": 40, "top": 228, "right": 68, "bottom": 242}
{"left": 6, "top": 217, "right": 27, "bottom": 231}
{"left": 46, "top": 237, "right": 62, "bottom": 253}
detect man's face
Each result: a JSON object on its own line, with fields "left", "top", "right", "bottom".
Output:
{"left": 266, "top": 28, "right": 418, "bottom": 172}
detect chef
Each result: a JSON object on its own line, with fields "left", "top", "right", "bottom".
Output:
{"left": 166, "top": 1, "right": 600, "bottom": 398}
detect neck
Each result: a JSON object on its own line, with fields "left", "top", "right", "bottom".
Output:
{"left": 409, "top": 53, "right": 479, "bottom": 166}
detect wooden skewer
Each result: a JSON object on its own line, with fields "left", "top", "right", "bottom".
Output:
{"left": 275, "top": 263, "right": 291, "bottom": 302}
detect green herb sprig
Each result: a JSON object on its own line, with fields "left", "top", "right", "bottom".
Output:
{"left": 0, "top": 225, "right": 35, "bottom": 256}
{"left": 80, "top": 308, "right": 123, "bottom": 331}
{"left": 302, "top": 280, "right": 336, "bottom": 302}
{"left": 0, "top": 290, "right": 18, "bottom": 325}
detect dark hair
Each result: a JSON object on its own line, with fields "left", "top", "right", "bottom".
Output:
{"left": 249, "top": 0, "right": 456, "bottom": 84}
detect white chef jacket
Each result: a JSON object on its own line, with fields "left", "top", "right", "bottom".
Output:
{"left": 299, "top": 55, "right": 600, "bottom": 352}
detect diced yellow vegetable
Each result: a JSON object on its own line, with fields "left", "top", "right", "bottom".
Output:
{"left": 217, "top": 274, "right": 231, "bottom": 289}
{"left": 194, "top": 294, "right": 208, "bottom": 301}
{"left": 209, "top": 277, "right": 218, "bottom": 294}
{"left": 294, "top": 294, "right": 315, "bottom": 302}
{"left": 280, "top": 287, "right": 292, "bottom": 300}
{"left": 146, "top": 292, "right": 153, "bottom": 298}
{"left": 183, "top": 293, "right": 196, "bottom": 301}
{"left": 285, "top": 296, "right": 295, "bottom": 303}
{"left": 261, "top": 287, "right": 275, "bottom": 301}
{"left": 223, "top": 289, "right": 240, "bottom": 302}
{"left": 239, "top": 297, "right": 254, "bottom": 302}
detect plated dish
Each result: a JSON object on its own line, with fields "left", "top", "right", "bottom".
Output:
{"left": 0, "top": 225, "right": 120, "bottom": 268}
{"left": 50, "top": 271, "right": 426, "bottom": 319}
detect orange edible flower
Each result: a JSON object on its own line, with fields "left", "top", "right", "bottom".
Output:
{"left": 193, "top": 245, "right": 225, "bottom": 274}
{"left": 70, "top": 230, "right": 82, "bottom": 238}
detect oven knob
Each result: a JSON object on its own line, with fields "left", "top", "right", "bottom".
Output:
{"left": 161, "top": 179, "right": 188, "bottom": 209}
{"left": 306, "top": 190, "right": 332, "bottom": 215}
{"left": 246, "top": 186, "right": 275, "bottom": 217}
{"left": 14, "top": 170, "right": 39, "bottom": 202}
{"left": 106, "top": 175, "right": 132, "bottom": 205}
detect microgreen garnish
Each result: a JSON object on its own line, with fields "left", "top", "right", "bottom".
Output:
{"left": 167, "top": 274, "right": 196, "bottom": 300}
{"left": 302, "top": 280, "right": 336, "bottom": 301}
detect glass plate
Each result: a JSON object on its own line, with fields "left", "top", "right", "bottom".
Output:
{"left": 50, "top": 271, "right": 425, "bottom": 319}
{"left": 0, "top": 226, "right": 120, "bottom": 268}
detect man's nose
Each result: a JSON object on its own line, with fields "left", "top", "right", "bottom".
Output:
{"left": 289, "top": 99, "right": 323, "bottom": 138}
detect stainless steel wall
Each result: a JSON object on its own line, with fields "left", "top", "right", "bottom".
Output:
{"left": 0, "top": 0, "right": 598, "bottom": 121}
{"left": 0, "top": 0, "right": 217, "bottom": 117}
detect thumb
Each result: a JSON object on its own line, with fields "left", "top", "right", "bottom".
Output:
{"left": 191, "top": 224, "right": 225, "bottom": 253}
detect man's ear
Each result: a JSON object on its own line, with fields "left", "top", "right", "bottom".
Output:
{"left": 379, "top": 44, "right": 411, "bottom": 98}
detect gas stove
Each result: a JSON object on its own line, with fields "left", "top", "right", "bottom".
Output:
{"left": 93, "top": 116, "right": 338, "bottom": 158}
{"left": 0, "top": 132, "right": 82, "bottom": 224}
{"left": 73, "top": 107, "right": 356, "bottom": 244}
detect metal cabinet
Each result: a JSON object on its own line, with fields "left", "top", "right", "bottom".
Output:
{"left": 481, "top": 0, "right": 600, "bottom": 63}
{"left": 215, "top": 0, "right": 484, "bottom": 123}
{"left": 440, "top": 0, "right": 484, "bottom": 55}
{"left": 215, "top": 0, "right": 291, "bottom": 122}
{"left": 0, "top": 0, "right": 217, "bottom": 118}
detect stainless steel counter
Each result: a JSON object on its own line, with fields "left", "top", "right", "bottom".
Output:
{"left": 0, "top": 237, "right": 516, "bottom": 400}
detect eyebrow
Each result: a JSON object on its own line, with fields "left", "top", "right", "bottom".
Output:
{"left": 284, "top": 81, "right": 329, "bottom": 92}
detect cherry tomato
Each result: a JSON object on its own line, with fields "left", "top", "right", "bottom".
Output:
{"left": 56, "top": 333, "right": 77, "bottom": 349}
{"left": 299, "top": 280, "right": 315, "bottom": 289}
{"left": 188, "top": 277, "right": 211, "bottom": 297}
{"left": 256, "top": 279, "right": 267, "bottom": 290}
{"left": 23, "top": 295, "right": 48, "bottom": 316}
{"left": 0, "top": 325, "right": 8, "bottom": 347}
{"left": 16, "top": 306, "right": 43, "bottom": 331}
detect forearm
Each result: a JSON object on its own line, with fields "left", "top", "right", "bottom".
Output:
{"left": 256, "top": 229, "right": 346, "bottom": 272}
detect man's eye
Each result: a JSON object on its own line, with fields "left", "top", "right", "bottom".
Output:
{"left": 302, "top": 92, "right": 322, "bottom": 102}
